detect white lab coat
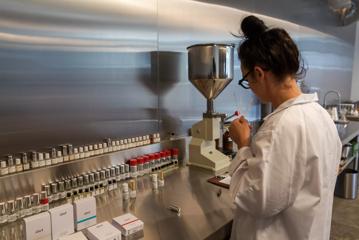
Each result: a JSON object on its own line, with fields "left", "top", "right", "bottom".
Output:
{"left": 229, "top": 93, "right": 342, "bottom": 240}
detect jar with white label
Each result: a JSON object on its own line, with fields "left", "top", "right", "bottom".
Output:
{"left": 23, "top": 195, "right": 32, "bottom": 216}
{"left": 79, "top": 146, "right": 85, "bottom": 159}
{"left": 38, "top": 152, "right": 45, "bottom": 167}
{"left": 57, "top": 150, "right": 64, "bottom": 163}
{"left": 15, "top": 158, "right": 23, "bottom": 172}
{"left": 67, "top": 144, "right": 74, "bottom": 161}
{"left": 45, "top": 153, "right": 52, "bottom": 166}
{"left": 30, "top": 151, "right": 39, "bottom": 169}
{"left": 15, "top": 197, "right": 24, "bottom": 218}
{"left": 73, "top": 148, "right": 80, "bottom": 160}
{"left": 7, "top": 200, "right": 17, "bottom": 222}
{"left": 58, "top": 181, "right": 67, "bottom": 199}
{"left": 32, "top": 193, "right": 41, "bottom": 214}
{"left": 122, "top": 182, "right": 129, "bottom": 200}
{"left": 7, "top": 155, "right": 16, "bottom": 174}
{"left": 21, "top": 153, "right": 30, "bottom": 171}
{"left": 50, "top": 148, "right": 57, "bottom": 165}
{"left": 0, "top": 161, "right": 9, "bottom": 176}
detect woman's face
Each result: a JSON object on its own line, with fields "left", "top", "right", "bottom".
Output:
{"left": 240, "top": 65, "right": 271, "bottom": 103}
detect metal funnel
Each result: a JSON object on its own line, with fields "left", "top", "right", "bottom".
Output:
{"left": 187, "top": 44, "right": 234, "bottom": 101}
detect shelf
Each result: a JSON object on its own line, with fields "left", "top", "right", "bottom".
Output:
{"left": 338, "top": 154, "right": 358, "bottom": 175}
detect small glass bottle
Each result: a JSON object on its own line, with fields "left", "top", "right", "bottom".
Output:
{"left": 21, "top": 153, "right": 30, "bottom": 171}
{"left": 45, "top": 153, "right": 51, "bottom": 166}
{"left": 83, "top": 174, "right": 90, "bottom": 197}
{"left": 89, "top": 173, "right": 95, "bottom": 196}
{"left": 132, "top": 138, "right": 136, "bottom": 147}
{"left": 122, "top": 183, "right": 129, "bottom": 200}
{"left": 115, "top": 140, "right": 120, "bottom": 151}
{"left": 7, "top": 200, "right": 17, "bottom": 222}
{"left": 50, "top": 148, "right": 57, "bottom": 165}
{"left": 103, "top": 139, "right": 109, "bottom": 153}
{"left": 7, "top": 155, "right": 16, "bottom": 174}
{"left": 71, "top": 178, "right": 79, "bottom": 201}
{"left": 106, "top": 169, "right": 113, "bottom": 191}
{"left": 60, "top": 145, "right": 69, "bottom": 162}
{"left": 57, "top": 150, "right": 64, "bottom": 163}
{"left": 137, "top": 157, "right": 144, "bottom": 176}
{"left": 100, "top": 170, "right": 107, "bottom": 194}
{"left": 119, "top": 140, "right": 124, "bottom": 150}
{"left": 143, "top": 155, "right": 150, "bottom": 175}
{"left": 0, "top": 161, "right": 9, "bottom": 176}
{"left": 88, "top": 145, "right": 94, "bottom": 157}
{"left": 119, "top": 164, "right": 125, "bottom": 181}
{"left": 30, "top": 151, "right": 39, "bottom": 169}
{"left": 42, "top": 184, "right": 52, "bottom": 203}
{"left": 32, "top": 193, "right": 41, "bottom": 214}
{"left": 15, "top": 158, "right": 23, "bottom": 172}
{"left": 114, "top": 166, "right": 121, "bottom": 185}
{"left": 84, "top": 146, "right": 90, "bottom": 158}
{"left": 65, "top": 179, "right": 73, "bottom": 201}
{"left": 38, "top": 152, "right": 45, "bottom": 167}
{"left": 155, "top": 153, "right": 161, "bottom": 171}
{"left": 23, "top": 195, "right": 32, "bottom": 216}
{"left": 94, "top": 172, "right": 100, "bottom": 196}
{"left": 77, "top": 176, "right": 84, "bottom": 198}
{"left": 123, "top": 139, "right": 128, "bottom": 150}
{"left": 15, "top": 197, "right": 24, "bottom": 219}
{"left": 125, "top": 164, "right": 130, "bottom": 180}
{"left": 51, "top": 183, "right": 59, "bottom": 201}
{"left": 73, "top": 148, "right": 80, "bottom": 160}
{"left": 58, "top": 181, "right": 67, "bottom": 200}
{"left": 67, "top": 144, "right": 74, "bottom": 161}
{"left": 0, "top": 202, "right": 8, "bottom": 224}
{"left": 129, "top": 180, "right": 136, "bottom": 199}
{"left": 93, "top": 144, "right": 99, "bottom": 155}
{"left": 111, "top": 168, "right": 118, "bottom": 190}
{"left": 129, "top": 159, "right": 138, "bottom": 178}
{"left": 79, "top": 146, "right": 85, "bottom": 159}
{"left": 40, "top": 191, "right": 49, "bottom": 212}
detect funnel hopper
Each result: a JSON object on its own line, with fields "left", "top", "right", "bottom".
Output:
{"left": 187, "top": 43, "right": 234, "bottom": 100}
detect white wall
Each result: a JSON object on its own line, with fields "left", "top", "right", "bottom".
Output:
{"left": 351, "top": 22, "right": 359, "bottom": 102}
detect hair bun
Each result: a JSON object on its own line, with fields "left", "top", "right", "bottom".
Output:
{"left": 241, "top": 15, "right": 268, "bottom": 40}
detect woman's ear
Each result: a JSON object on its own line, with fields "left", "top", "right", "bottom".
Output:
{"left": 253, "top": 66, "right": 265, "bottom": 80}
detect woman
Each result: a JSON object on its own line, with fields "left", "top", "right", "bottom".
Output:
{"left": 229, "top": 15, "right": 342, "bottom": 240}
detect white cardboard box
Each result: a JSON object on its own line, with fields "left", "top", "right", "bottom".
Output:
{"left": 23, "top": 212, "right": 52, "bottom": 240}
{"left": 85, "top": 221, "right": 121, "bottom": 240}
{"left": 112, "top": 213, "right": 144, "bottom": 236}
{"left": 73, "top": 196, "right": 97, "bottom": 231}
{"left": 58, "top": 232, "right": 88, "bottom": 240}
{"left": 49, "top": 203, "right": 75, "bottom": 240}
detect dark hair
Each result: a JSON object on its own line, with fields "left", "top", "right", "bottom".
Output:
{"left": 238, "top": 15, "right": 306, "bottom": 81}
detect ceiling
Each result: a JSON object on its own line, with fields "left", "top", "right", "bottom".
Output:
{"left": 196, "top": 0, "right": 358, "bottom": 44}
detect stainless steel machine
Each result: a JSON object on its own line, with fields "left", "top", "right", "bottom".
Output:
{"left": 187, "top": 43, "right": 234, "bottom": 174}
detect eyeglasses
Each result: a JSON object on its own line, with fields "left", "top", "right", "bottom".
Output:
{"left": 238, "top": 71, "right": 252, "bottom": 89}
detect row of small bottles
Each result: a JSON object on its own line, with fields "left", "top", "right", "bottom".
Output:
{"left": 0, "top": 148, "right": 178, "bottom": 226}
{"left": 0, "top": 133, "right": 161, "bottom": 176}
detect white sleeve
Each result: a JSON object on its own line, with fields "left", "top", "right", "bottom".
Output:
{"left": 229, "top": 127, "right": 305, "bottom": 218}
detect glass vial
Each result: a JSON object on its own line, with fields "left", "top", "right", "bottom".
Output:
{"left": 129, "top": 180, "right": 137, "bottom": 199}
{"left": 50, "top": 148, "right": 58, "bottom": 165}
{"left": 0, "top": 202, "right": 8, "bottom": 224}
{"left": 15, "top": 197, "right": 24, "bottom": 219}
{"left": 21, "top": 153, "right": 30, "bottom": 171}
{"left": 23, "top": 195, "right": 33, "bottom": 216}
{"left": 7, "top": 155, "right": 16, "bottom": 174}
{"left": 7, "top": 200, "right": 17, "bottom": 222}
{"left": 45, "top": 153, "right": 51, "bottom": 166}
{"left": 0, "top": 161, "right": 9, "bottom": 176}
{"left": 32, "top": 193, "right": 41, "bottom": 214}
{"left": 38, "top": 152, "right": 45, "bottom": 167}
{"left": 15, "top": 158, "right": 23, "bottom": 172}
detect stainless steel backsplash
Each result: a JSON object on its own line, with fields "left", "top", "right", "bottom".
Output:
{"left": 0, "top": 0, "right": 354, "bottom": 156}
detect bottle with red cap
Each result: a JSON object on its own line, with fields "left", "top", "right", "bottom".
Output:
{"left": 137, "top": 157, "right": 144, "bottom": 176}
{"left": 143, "top": 155, "right": 150, "bottom": 175}
{"left": 129, "top": 159, "right": 138, "bottom": 178}
{"left": 171, "top": 148, "right": 179, "bottom": 165}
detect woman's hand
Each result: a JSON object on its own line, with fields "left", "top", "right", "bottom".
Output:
{"left": 229, "top": 116, "right": 252, "bottom": 148}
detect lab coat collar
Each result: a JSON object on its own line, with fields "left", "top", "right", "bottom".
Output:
{"left": 263, "top": 93, "right": 319, "bottom": 121}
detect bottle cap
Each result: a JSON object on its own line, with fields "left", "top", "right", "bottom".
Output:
{"left": 129, "top": 159, "right": 137, "bottom": 166}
